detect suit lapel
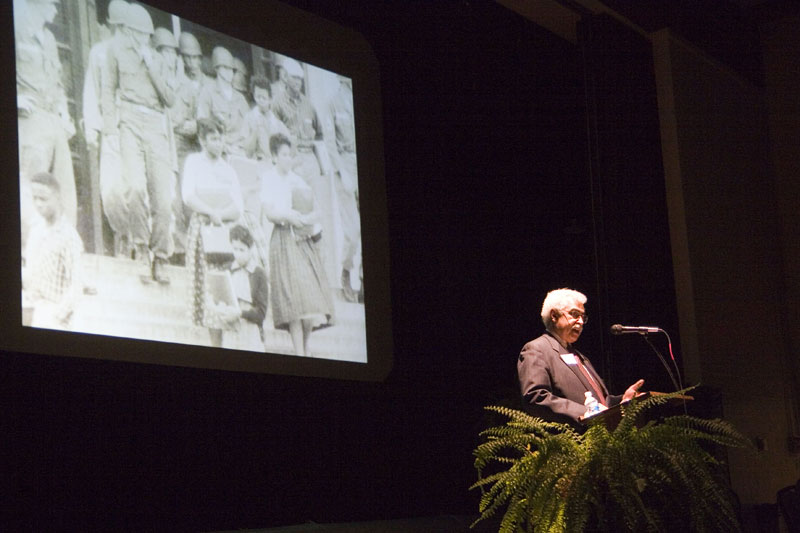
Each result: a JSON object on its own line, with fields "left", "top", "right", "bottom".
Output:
{"left": 544, "top": 333, "right": 595, "bottom": 393}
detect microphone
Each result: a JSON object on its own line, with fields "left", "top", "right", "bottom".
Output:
{"left": 610, "top": 324, "right": 660, "bottom": 335}
{"left": 610, "top": 324, "right": 684, "bottom": 395}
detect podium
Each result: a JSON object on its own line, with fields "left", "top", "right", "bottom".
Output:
{"left": 580, "top": 391, "right": 693, "bottom": 430}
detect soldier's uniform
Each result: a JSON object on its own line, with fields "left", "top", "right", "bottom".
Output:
{"left": 170, "top": 33, "right": 212, "bottom": 258}
{"left": 173, "top": 33, "right": 212, "bottom": 161}
{"left": 196, "top": 47, "right": 250, "bottom": 157}
{"left": 83, "top": 0, "right": 129, "bottom": 255}
{"left": 16, "top": 0, "right": 77, "bottom": 251}
{"left": 152, "top": 27, "right": 195, "bottom": 259}
{"left": 325, "top": 77, "right": 361, "bottom": 300}
{"left": 102, "top": 5, "right": 175, "bottom": 279}
{"left": 271, "top": 77, "right": 324, "bottom": 179}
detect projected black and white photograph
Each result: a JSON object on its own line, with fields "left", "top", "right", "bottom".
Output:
{"left": 15, "top": 0, "right": 366, "bottom": 362}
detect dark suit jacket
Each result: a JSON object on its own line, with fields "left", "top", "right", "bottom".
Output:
{"left": 517, "top": 331, "right": 621, "bottom": 424}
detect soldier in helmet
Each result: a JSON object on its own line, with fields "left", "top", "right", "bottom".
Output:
{"left": 233, "top": 56, "right": 250, "bottom": 105}
{"left": 15, "top": 0, "right": 78, "bottom": 255}
{"left": 152, "top": 28, "right": 181, "bottom": 121}
{"left": 152, "top": 28, "right": 180, "bottom": 76}
{"left": 324, "top": 74, "right": 362, "bottom": 302}
{"left": 178, "top": 32, "right": 211, "bottom": 93}
{"left": 102, "top": 3, "right": 176, "bottom": 283}
{"left": 152, "top": 27, "right": 190, "bottom": 262}
{"left": 271, "top": 58, "right": 324, "bottom": 181}
{"left": 196, "top": 46, "right": 250, "bottom": 157}
{"left": 174, "top": 32, "right": 210, "bottom": 158}
{"left": 82, "top": 0, "right": 130, "bottom": 257}
{"left": 169, "top": 32, "right": 211, "bottom": 263}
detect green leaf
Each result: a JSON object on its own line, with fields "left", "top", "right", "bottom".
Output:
{"left": 471, "top": 395, "right": 748, "bottom": 532}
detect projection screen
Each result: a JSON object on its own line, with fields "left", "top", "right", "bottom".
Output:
{"left": 5, "top": 0, "right": 392, "bottom": 380}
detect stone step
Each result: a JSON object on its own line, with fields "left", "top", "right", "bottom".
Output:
{"left": 81, "top": 254, "right": 361, "bottom": 316}
{"left": 74, "top": 312, "right": 366, "bottom": 360}
{"left": 73, "top": 253, "right": 368, "bottom": 362}
{"left": 78, "top": 290, "right": 366, "bottom": 334}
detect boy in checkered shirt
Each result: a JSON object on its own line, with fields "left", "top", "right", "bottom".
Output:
{"left": 22, "top": 172, "right": 84, "bottom": 329}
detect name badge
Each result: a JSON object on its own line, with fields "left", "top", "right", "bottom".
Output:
{"left": 560, "top": 353, "right": 578, "bottom": 365}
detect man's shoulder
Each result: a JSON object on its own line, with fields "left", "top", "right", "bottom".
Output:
{"left": 233, "top": 91, "right": 250, "bottom": 110}
{"left": 520, "top": 333, "right": 558, "bottom": 358}
{"left": 49, "top": 218, "right": 84, "bottom": 252}
{"left": 521, "top": 332, "right": 552, "bottom": 349}
{"left": 197, "top": 81, "right": 215, "bottom": 101}
{"left": 106, "top": 35, "right": 129, "bottom": 58}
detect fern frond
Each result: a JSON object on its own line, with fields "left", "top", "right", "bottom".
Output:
{"left": 662, "top": 415, "right": 752, "bottom": 449}
{"left": 470, "top": 387, "right": 745, "bottom": 532}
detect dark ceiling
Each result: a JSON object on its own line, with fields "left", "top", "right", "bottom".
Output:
{"left": 595, "top": 0, "right": 800, "bottom": 86}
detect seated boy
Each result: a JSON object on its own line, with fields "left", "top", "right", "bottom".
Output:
{"left": 222, "top": 224, "right": 268, "bottom": 351}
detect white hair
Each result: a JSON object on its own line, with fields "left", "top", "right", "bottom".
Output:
{"left": 540, "top": 288, "right": 587, "bottom": 330}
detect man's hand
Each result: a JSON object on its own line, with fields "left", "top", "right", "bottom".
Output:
{"left": 622, "top": 379, "right": 645, "bottom": 403}
{"left": 18, "top": 94, "right": 35, "bottom": 117}
{"left": 139, "top": 45, "right": 154, "bottom": 67}
{"left": 285, "top": 211, "right": 304, "bottom": 228}
{"left": 177, "top": 119, "right": 197, "bottom": 136}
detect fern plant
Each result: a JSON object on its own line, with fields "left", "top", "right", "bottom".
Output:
{"left": 471, "top": 388, "right": 752, "bottom": 532}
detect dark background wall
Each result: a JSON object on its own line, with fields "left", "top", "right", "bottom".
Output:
{"left": 651, "top": 21, "right": 799, "bottom": 507}
{"left": 2, "top": 1, "right": 687, "bottom": 530}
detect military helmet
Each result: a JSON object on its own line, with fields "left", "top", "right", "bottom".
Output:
{"left": 152, "top": 28, "right": 178, "bottom": 50}
{"left": 126, "top": 4, "right": 154, "bottom": 34}
{"left": 178, "top": 32, "right": 202, "bottom": 56}
{"left": 107, "top": 0, "right": 128, "bottom": 26}
{"left": 282, "top": 58, "right": 304, "bottom": 78}
{"left": 211, "top": 46, "right": 234, "bottom": 70}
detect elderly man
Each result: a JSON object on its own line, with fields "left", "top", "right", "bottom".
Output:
{"left": 518, "top": 288, "right": 644, "bottom": 426}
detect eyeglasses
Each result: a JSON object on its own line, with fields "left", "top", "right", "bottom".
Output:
{"left": 561, "top": 308, "right": 588, "bottom": 324}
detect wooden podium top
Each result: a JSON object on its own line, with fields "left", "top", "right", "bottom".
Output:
{"left": 580, "top": 391, "right": 693, "bottom": 429}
